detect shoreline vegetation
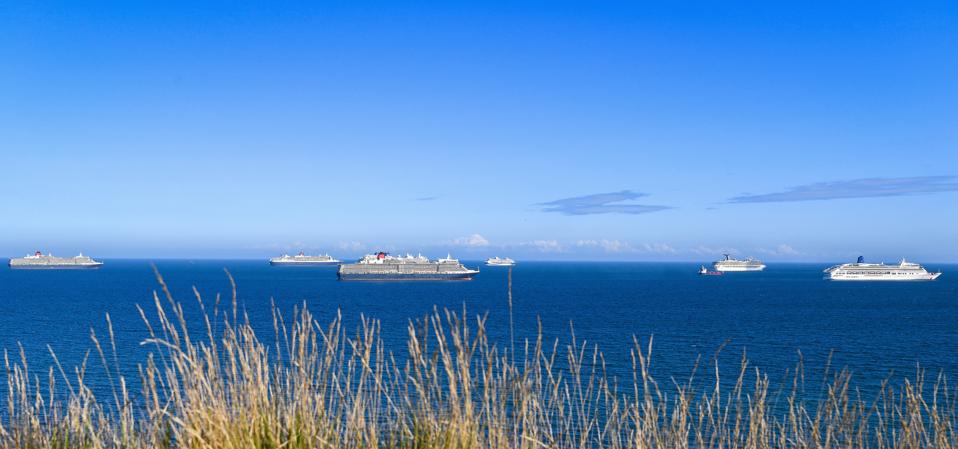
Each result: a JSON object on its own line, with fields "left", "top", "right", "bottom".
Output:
{"left": 2, "top": 271, "right": 956, "bottom": 448}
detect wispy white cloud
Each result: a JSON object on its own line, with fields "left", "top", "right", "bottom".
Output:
{"left": 775, "top": 244, "right": 799, "bottom": 256}
{"left": 576, "top": 239, "right": 631, "bottom": 252}
{"left": 689, "top": 245, "right": 740, "bottom": 256}
{"left": 246, "top": 242, "right": 306, "bottom": 251}
{"left": 450, "top": 234, "right": 490, "bottom": 247}
{"left": 729, "top": 176, "right": 958, "bottom": 203}
{"left": 519, "top": 239, "right": 564, "bottom": 253}
{"left": 687, "top": 244, "right": 800, "bottom": 259}
{"left": 336, "top": 241, "right": 365, "bottom": 252}
{"left": 539, "top": 190, "right": 672, "bottom": 215}
{"left": 575, "top": 240, "right": 677, "bottom": 254}
{"left": 637, "top": 243, "right": 677, "bottom": 254}
{"left": 755, "top": 244, "right": 800, "bottom": 257}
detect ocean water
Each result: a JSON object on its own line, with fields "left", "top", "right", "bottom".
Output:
{"left": 1, "top": 260, "right": 956, "bottom": 401}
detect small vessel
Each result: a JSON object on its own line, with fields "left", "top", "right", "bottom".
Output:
{"left": 713, "top": 254, "right": 766, "bottom": 272}
{"left": 9, "top": 251, "right": 103, "bottom": 269}
{"left": 485, "top": 257, "right": 516, "bottom": 266}
{"left": 338, "top": 252, "right": 479, "bottom": 281}
{"left": 823, "top": 256, "right": 941, "bottom": 281}
{"left": 269, "top": 251, "right": 340, "bottom": 266}
{"left": 699, "top": 265, "right": 723, "bottom": 276}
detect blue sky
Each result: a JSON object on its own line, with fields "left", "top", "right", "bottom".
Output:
{"left": 1, "top": 0, "right": 956, "bottom": 261}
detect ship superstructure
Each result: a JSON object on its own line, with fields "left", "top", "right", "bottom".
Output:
{"left": 712, "top": 254, "right": 766, "bottom": 272}
{"left": 9, "top": 251, "right": 103, "bottom": 269}
{"left": 823, "top": 256, "right": 941, "bottom": 281}
{"left": 485, "top": 257, "right": 516, "bottom": 266}
{"left": 269, "top": 251, "right": 340, "bottom": 266}
{"left": 338, "top": 252, "right": 479, "bottom": 280}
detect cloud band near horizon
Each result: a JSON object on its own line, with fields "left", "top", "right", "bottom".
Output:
{"left": 539, "top": 190, "right": 672, "bottom": 215}
{"left": 729, "top": 176, "right": 958, "bottom": 203}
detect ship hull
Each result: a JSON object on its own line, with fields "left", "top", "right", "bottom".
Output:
{"left": 9, "top": 264, "right": 103, "bottom": 270}
{"left": 824, "top": 273, "right": 941, "bottom": 281}
{"left": 712, "top": 265, "right": 765, "bottom": 272}
{"left": 269, "top": 261, "right": 339, "bottom": 266}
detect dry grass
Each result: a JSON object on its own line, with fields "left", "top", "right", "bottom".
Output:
{"left": 1, "top": 269, "right": 956, "bottom": 449}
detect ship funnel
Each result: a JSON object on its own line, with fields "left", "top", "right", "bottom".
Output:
{"left": 857, "top": 256, "right": 864, "bottom": 263}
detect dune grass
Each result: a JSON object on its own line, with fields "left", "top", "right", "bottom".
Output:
{"left": 1, "top": 270, "right": 956, "bottom": 449}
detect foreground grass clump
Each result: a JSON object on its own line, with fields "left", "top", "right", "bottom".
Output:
{"left": 1, "top": 272, "right": 956, "bottom": 449}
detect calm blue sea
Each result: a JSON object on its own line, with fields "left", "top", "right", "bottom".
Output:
{"left": 1, "top": 260, "right": 956, "bottom": 401}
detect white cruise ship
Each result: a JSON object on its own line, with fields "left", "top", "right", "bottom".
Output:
{"left": 712, "top": 254, "right": 766, "bottom": 272}
{"left": 269, "top": 251, "right": 340, "bottom": 266}
{"left": 485, "top": 257, "right": 515, "bottom": 266}
{"left": 9, "top": 251, "right": 103, "bottom": 269}
{"left": 823, "top": 256, "right": 941, "bottom": 281}
{"left": 338, "top": 252, "right": 479, "bottom": 280}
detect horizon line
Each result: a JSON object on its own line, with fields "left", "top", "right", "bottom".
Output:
{"left": 3, "top": 256, "right": 956, "bottom": 264}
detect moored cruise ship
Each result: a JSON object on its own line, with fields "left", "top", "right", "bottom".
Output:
{"left": 823, "top": 256, "right": 941, "bottom": 281}
{"left": 485, "top": 257, "right": 516, "bottom": 266}
{"left": 338, "top": 252, "right": 479, "bottom": 280}
{"left": 712, "top": 254, "right": 766, "bottom": 272}
{"left": 269, "top": 251, "right": 340, "bottom": 266}
{"left": 9, "top": 251, "right": 103, "bottom": 269}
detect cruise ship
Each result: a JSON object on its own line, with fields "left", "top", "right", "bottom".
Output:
{"left": 269, "top": 251, "right": 340, "bottom": 266}
{"left": 712, "top": 254, "right": 766, "bottom": 272}
{"left": 823, "top": 256, "right": 941, "bottom": 281}
{"left": 485, "top": 257, "right": 516, "bottom": 267}
{"left": 338, "top": 252, "right": 479, "bottom": 280}
{"left": 9, "top": 251, "right": 103, "bottom": 269}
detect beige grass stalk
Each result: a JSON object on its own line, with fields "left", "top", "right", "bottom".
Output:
{"left": 0, "top": 272, "right": 956, "bottom": 449}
